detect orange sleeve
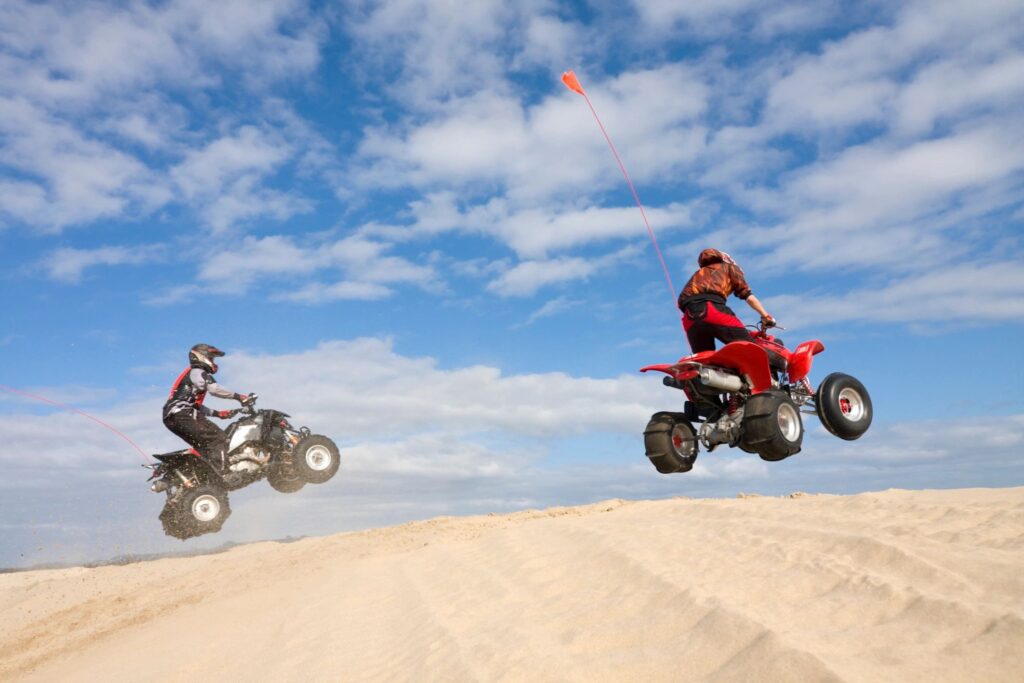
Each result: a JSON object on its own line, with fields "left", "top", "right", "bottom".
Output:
{"left": 729, "top": 264, "right": 752, "bottom": 299}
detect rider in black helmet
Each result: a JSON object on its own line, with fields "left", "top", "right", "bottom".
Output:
{"left": 163, "top": 344, "right": 253, "bottom": 472}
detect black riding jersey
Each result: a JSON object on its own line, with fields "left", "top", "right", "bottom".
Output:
{"left": 163, "top": 366, "right": 237, "bottom": 420}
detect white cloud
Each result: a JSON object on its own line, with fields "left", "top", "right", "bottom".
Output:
{"left": 763, "top": 26, "right": 900, "bottom": 132}
{"left": 42, "top": 245, "right": 163, "bottom": 283}
{"left": 762, "top": 0, "right": 1024, "bottom": 135}
{"left": 486, "top": 243, "right": 646, "bottom": 298}
{"left": 767, "top": 260, "right": 1024, "bottom": 328}
{"left": 170, "top": 126, "right": 313, "bottom": 232}
{"left": 514, "top": 13, "right": 587, "bottom": 71}
{"left": 894, "top": 54, "right": 1024, "bottom": 136}
{"left": 0, "top": 0, "right": 326, "bottom": 232}
{"left": 198, "top": 235, "right": 309, "bottom": 290}
{"left": 223, "top": 338, "right": 655, "bottom": 438}
{"left": 275, "top": 280, "right": 393, "bottom": 303}
{"left": 740, "top": 121, "right": 1024, "bottom": 274}
{"left": 487, "top": 257, "right": 597, "bottom": 298}
{"left": 188, "top": 233, "right": 438, "bottom": 302}
{"left": 205, "top": 177, "right": 313, "bottom": 234}
{"left": 632, "top": 0, "right": 761, "bottom": 30}
{"left": 172, "top": 126, "right": 290, "bottom": 198}
{"left": 631, "top": 0, "right": 841, "bottom": 38}
{"left": 0, "top": 97, "right": 171, "bottom": 230}
{"left": 344, "top": 0, "right": 555, "bottom": 107}
{"left": 341, "top": 433, "right": 534, "bottom": 479}
{"left": 398, "top": 193, "right": 697, "bottom": 259}
{"left": 0, "top": 0, "right": 323, "bottom": 108}
{"left": 353, "top": 64, "right": 709, "bottom": 201}
{"left": 663, "top": 0, "right": 1024, "bottom": 289}
{"left": 514, "top": 296, "right": 582, "bottom": 328}
{"left": 0, "top": 337, "right": 657, "bottom": 470}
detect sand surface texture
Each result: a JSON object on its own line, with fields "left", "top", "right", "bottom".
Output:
{"left": 1, "top": 487, "right": 1022, "bottom": 682}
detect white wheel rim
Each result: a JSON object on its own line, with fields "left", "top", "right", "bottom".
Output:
{"left": 192, "top": 494, "right": 220, "bottom": 522}
{"left": 777, "top": 403, "right": 802, "bottom": 442}
{"left": 670, "top": 424, "right": 695, "bottom": 458}
{"left": 305, "top": 445, "right": 332, "bottom": 471}
{"left": 837, "top": 388, "right": 865, "bottom": 421}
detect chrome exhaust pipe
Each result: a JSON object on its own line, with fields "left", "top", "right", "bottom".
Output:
{"left": 699, "top": 367, "right": 744, "bottom": 392}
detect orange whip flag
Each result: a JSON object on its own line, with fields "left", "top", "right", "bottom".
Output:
{"left": 561, "top": 70, "right": 679, "bottom": 323}
{"left": 561, "top": 70, "right": 585, "bottom": 96}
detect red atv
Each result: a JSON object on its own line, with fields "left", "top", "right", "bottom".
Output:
{"left": 640, "top": 321, "right": 872, "bottom": 473}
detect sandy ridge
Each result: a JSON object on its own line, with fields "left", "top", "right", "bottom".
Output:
{"left": 1, "top": 487, "right": 1022, "bottom": 682}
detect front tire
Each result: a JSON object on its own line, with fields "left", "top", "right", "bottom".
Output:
{"left": 644, "top": 412, "right": 698, "bottom": 474}
{"left": 160, "top": 484, "right": 231, "bottom": 540}
{"left": 816, "top": 373, "right": 872, "bottom": 440}
{"left": 742, "top": 391, "right": 803, "bottom": 461}
{"left": 290, "top": 435, "right": 341, "bottom": 484}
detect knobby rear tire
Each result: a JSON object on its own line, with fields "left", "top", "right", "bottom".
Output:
{"left": 644, "top": 412, "right": 698, "bottom": 474}
{"left": 160, "top": 483, "right": 231, "bottom": 540}
{"left": 741, "top": 391, "right": 803, "bottom": 461}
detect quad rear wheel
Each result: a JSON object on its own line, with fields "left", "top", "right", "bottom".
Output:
{"left": 644, "top": 412, "right": 698, "bottom": 473}
{"left": 816, "top": 373, "right": 872, "bottom": 440}
{"left": 160, "top": 484, "right": 231, "bottom": 540}
{"left": 741, "top": 391, "right": 803, "bottom": 461}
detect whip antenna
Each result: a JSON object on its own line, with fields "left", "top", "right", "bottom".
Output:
{"left": 562, "top": 70, "right": 680, "bottom": 320}
{"left": 0, "top": 383, "right": 151, "bottom": 462}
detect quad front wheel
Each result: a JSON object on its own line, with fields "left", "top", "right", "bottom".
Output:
{"left": 290, "top": 435, "right": 341, "bottom": 484}
{"left": 741, "top": 391, "right": 803, "bottom": 461}
{"left": 816, "top": 373, "right": 872, "bottom": 440}
{"left": 644, "top": 412, "right": 698, "bottom": 474}
{"left": 160, "top": 484, "right": 231, "bottom": 540}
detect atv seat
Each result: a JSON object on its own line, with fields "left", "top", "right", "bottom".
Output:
{"left": 153, "top": 448, "right": 200, "bottom": 462}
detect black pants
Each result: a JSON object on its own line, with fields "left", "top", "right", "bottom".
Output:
{"left": 163, "top": 411, "right": 229, "bottom": 470}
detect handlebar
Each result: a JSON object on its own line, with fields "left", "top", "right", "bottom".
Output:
{"left": 749, "top": 320, "right": 785, "bottom": 336}
{"left": 239, "top": 393, "right": 259, "bottom": 415}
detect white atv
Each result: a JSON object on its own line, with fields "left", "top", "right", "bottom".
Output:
{"left": 145, "top": 395, "right": 340, "bottom": 539}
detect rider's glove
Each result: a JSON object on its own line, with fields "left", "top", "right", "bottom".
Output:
{"left": 235, "top": 393, "right": 255, "bottom": 406}
{"left": 215, "top": 409, "right": 238, "bottom": 419}
{"left": 761, "top": 314, "right": 776, "bottom": 327}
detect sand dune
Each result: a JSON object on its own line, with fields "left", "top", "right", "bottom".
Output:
{"left": 2, "top": 487, "right": 1022, "bottom": 682}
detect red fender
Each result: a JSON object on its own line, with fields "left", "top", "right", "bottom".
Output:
{"left": 642, "top": 343, "right": 773, "bottom": 394}
{"left": 702, "top": 341, "right": 774, "bottom": 394}
{"left": 787, "top": 340, "right": 824, "bottom": 382}
{"left": 639, "top": 363, "right": 678, "bottom": 376}
{"left": 641, "top": 350, "right": 718, "bottom": 382}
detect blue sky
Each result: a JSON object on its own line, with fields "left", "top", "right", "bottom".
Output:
{"left": 1, "top": 0, "right": 1022, "bottom": 568}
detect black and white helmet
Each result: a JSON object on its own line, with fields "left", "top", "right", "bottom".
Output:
{"left": 189, "top": 343, "right": 225, "bottom": 373}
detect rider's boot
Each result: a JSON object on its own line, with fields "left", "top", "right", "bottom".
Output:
{"left": 203, "top": 447, "right": 242, "bottom": 486}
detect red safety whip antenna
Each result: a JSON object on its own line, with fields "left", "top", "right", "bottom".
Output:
{"left": 0, "top": 383, "right": 151, "bottom": 462}
{"left": 562, "top": 70, "right": 680, "bottom": 323}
